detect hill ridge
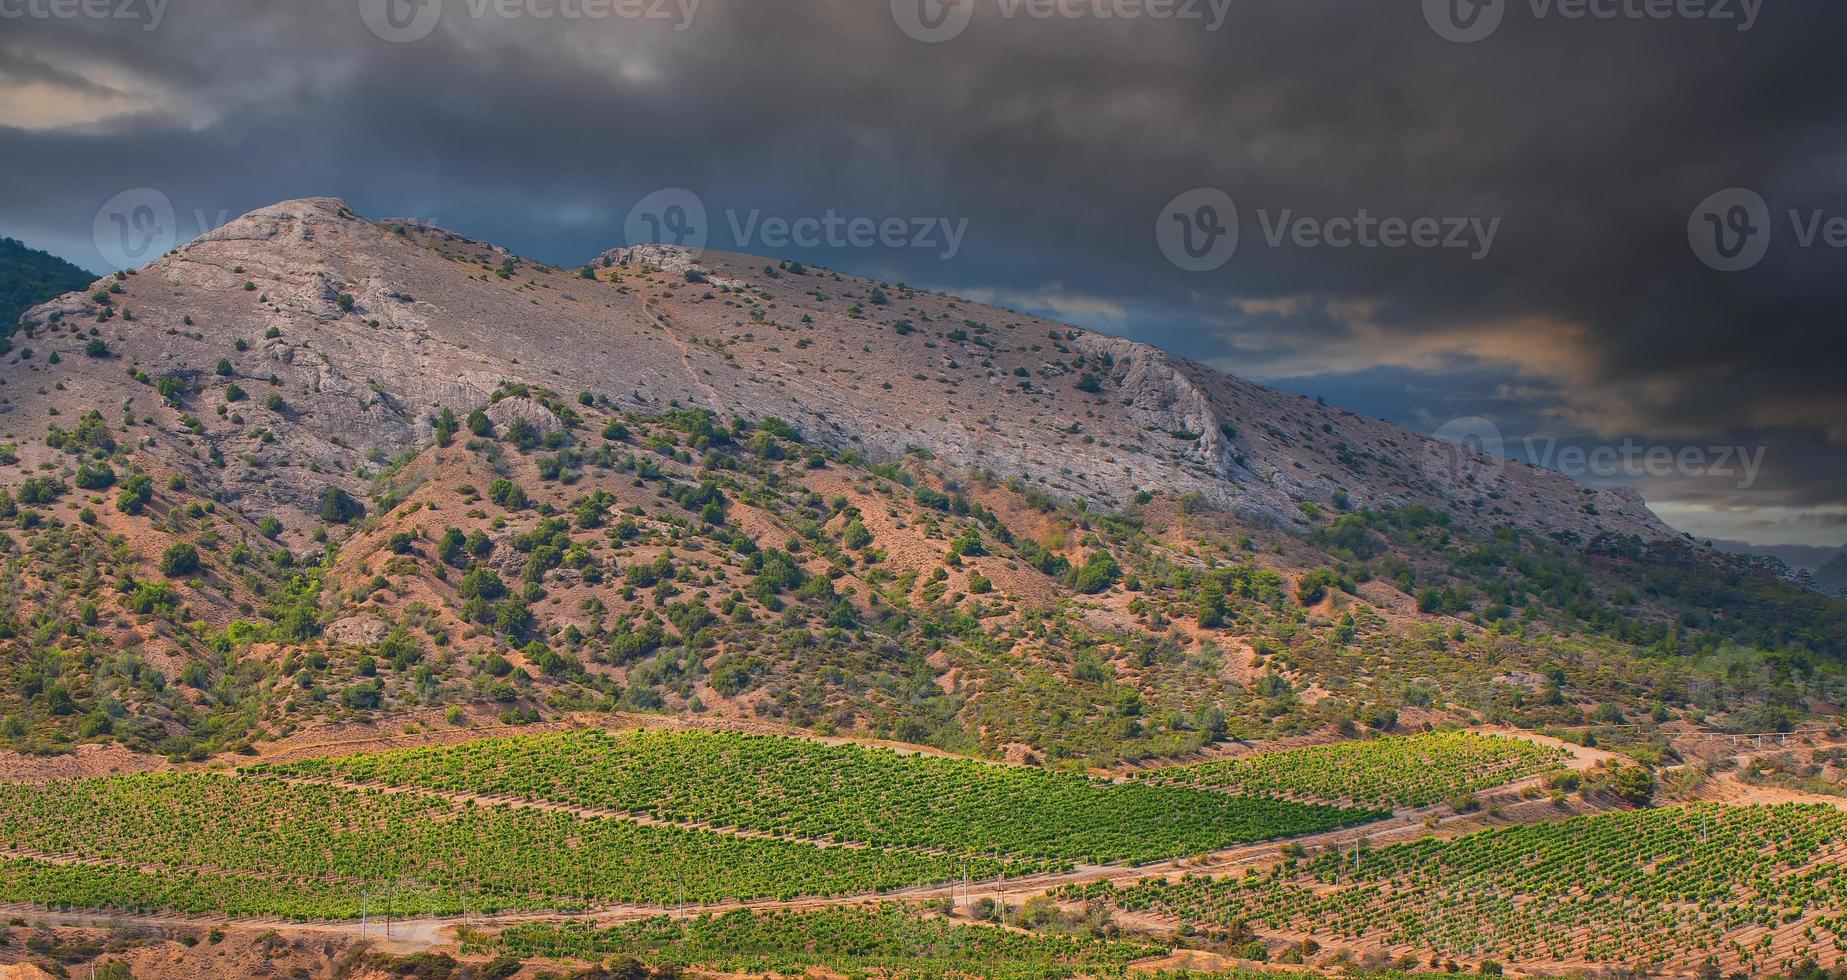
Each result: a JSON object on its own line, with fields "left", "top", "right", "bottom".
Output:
{"left": 16, "top": 196, "right": 1672, "bottom": 544}
{"left": 0, "top": 194, "right": 1838, "bottom": 773}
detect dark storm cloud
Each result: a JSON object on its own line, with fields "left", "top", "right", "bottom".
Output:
{"left": 1, "top": 0, "right": 1843, "bottom": 543}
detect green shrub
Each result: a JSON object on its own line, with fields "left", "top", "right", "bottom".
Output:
{"left": 116, "top": 473, "right": 154, "bottom": 514}
{"left": 74, "top": 462, "right": 116, "bottom": 490}
{"left": 317, "top": 486, "right": 365, "bottom": 524}
{"left": 160, "top": 542, "right": 200, "bottom": 577}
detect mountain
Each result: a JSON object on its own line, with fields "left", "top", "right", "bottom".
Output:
{"left": 1711, "top": 538, "right": 1846, "bottom": 574}
{"left": 0, "top": 197, "right": 1837, "bottom": 765}
{"left": 1819, "top": 552, "right": 1847, "bottom": 592}
{"left": 0, "top": 235, "right": 94, "bottom": 336}
{"left": 13, "top": 199, "right": 1671, "bottom": 545}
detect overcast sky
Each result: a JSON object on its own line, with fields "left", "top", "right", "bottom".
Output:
{"left": 3, "top": 0, "right": 1843, "bottom": 548}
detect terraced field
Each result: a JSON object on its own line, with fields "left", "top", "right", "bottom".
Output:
{"left": 251, "top": 728, "right": 1384, "bottom": 864}
{"left": 1133, "top": 731, "right": 1568, "bottom": 808}
{"left": 1065, "top": 803, "right": 1847, "bottom": 975}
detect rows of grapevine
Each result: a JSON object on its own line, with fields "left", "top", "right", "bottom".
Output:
{"left": 251, "top": 728, "right": 1383, "bottom": 863}
{"left": 0, "top": 773, "right": 1030, "bottom": 918}
{"left": 0, "top": 856, "right": 466, "bottom": 920}
{"left": 1066, "top": 804, "right": 1847, "bottom": 973}
{"left": 473, "top": 905, "right": 1163, "bottom": 979}
{"left": 1134, "top": 731, "right": 1567, "bottom": 807}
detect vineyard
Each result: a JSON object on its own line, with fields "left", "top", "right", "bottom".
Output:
{"left": 1133, "top": 731, "right": 1567, "bottom": 808}
{"left": 1065, "top": 803, "right": 1847, "bottom": 974}
{"left": 0, "top": 773, "right": 1033, "bottom": 918}
{"left": 251, "top": 728, "right": 1383, "bottom": 863}
{"left": 470, "top": 905, "right": 1164, "bottom": 979}
{"left": 0, "top": 855, "right": 487, "bottom": 921}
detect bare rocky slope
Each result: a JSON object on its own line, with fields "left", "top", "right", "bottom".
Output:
{"left": 13, "top": 197, "right": 1671, "bottom": 547}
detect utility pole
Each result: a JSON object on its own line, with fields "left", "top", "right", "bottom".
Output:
{"left": 360, "top": 888, "right": 368, "bottom": 939}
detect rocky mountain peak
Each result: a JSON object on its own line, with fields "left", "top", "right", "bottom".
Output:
{"left": 13, "top": 198, "right": 1678, "bottom": 546}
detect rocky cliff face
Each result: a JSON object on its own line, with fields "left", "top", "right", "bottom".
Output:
{"left": 14, "top": 197, "right": 1676, "bottom": 544}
